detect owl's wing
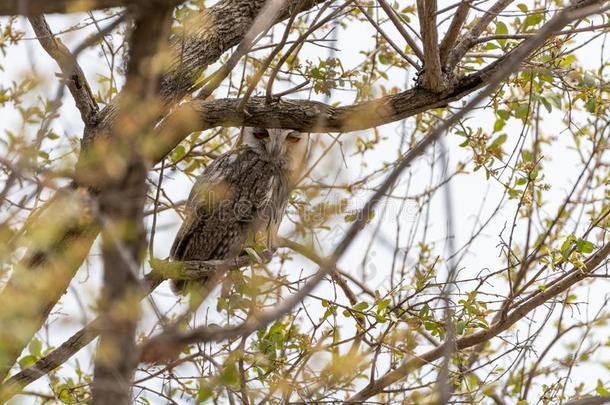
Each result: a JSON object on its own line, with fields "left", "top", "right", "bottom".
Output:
{"left": 170, "top": 150, "right": 243, "bottom": 261}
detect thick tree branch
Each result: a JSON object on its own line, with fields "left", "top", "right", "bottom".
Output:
{"left": 150, "top": 56, "right": 499, "bottom": 163}
{"left": 563, "top": 397, "right": 610, "bottom": 405}
{"left": 151, "top": 1, "right": 608, "bottom": 161}
{"left": 0, "top": 188, "right": 98, "bottom": 383}
{"left": 416, "top": 0, "right": 444, "bottom": 91}
{"left": 89, "top": 3, "right": 176, "bottom": 403}
{"left": 28, "top": 15, "right": 99, "bottom": 126}
{"left": 472, "top": 23, "right": 610, "bottom": 44}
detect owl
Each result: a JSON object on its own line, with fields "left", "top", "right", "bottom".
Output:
{"left": 169, "top": 127, "right": 308, "bottom": 294}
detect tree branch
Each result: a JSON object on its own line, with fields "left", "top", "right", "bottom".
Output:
{"left": 562, "top": 396, "right": 610, "bottom": 405}
{"left": 438, "top": 0, "right": 471, "bottom": 65}
{"left": 1, "top": 0, "right": 606, "bottom": 395}
{"left": 377, "top": 0, "right": 425, "bottom": 62}
{"left": 355, "top": 1, "right": 420, "bottom": 70}
{"left": 28, "top": 15, "right": 99, "bottom": 126}
{"left": 149, "top": 55, "right": 499, "bottom": 163}
{"left": 416, "top": 0, "right": 444, "bottom": 91}
{"left": 89, "top": 3, "right": 176, "bottom": 403}
{"left": 343, "top": 5, "right": 610, "bottom": 401}
{"left": 445, "top": 0, "right": 513, "bottom": 68}
{"left": 0, "top": 188, "right": 98, "bottom": 383}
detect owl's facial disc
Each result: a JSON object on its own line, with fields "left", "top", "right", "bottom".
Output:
{"left": 241, "top": 127, "right": 307, "bottom": 173}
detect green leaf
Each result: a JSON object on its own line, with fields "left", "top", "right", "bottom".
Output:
{"left": 377, "top": 298, "right": 391, "bottom": 312}
{"left": 497, "top": 110, "right": 510, "bottom": 120}
{"left": 561, "top": 54, "right": 576, "bottom": 68}
{"left": 495, "top": 22, "right": 508, "bottom": 35}
{"left": 524, "top": 13, "right": 543, "bottom": 28}
{"left": 561, "top": 234, "right": 577, "bottom": 253}
{"left": 576, "top": 239, "right": 595, "bottom": 254}
{"left": 456, "top": 320, "right": 466, "bottom": 335}
{"left": 29, "top": 338, "right": 42, "bottom": 357}
{"left": 18, "top": 354, "right": 37, "bottom": 369}
{"left": 354, "top": 301, "right": 369, "bottom": 312}
{"left": 494, "top": 119, "right": 505, "bottom": 132}
{"left": 490, "top": 134, "right": 507, "bottom": 149}
{"left": 514, "top": 104, "right": 530, "bottom": 119}
{"left": 424, "top": 321, "right": 437, "bottom": 331}
{"left": 198, "top": 379, "right": 214, "bottom": 403}
{"left": 585, "top": 97, "right": 597, "bottom": 113}
{"left": 171, "top": 145, "right": 186, "bottom": 163}
{"left": 596, "top": 379, "right": 610, "bottom": 396}
{"left": 219, "top": 363, "right": 239, "bottom": 386}
{"left": 495, "top": 22, "right": 508, "bottom": 46}
{"left": 540, "top": 96, "right": 552, "bottom": 113}
{"left": 508, "top": 188, "right": 521, "bottom": 199}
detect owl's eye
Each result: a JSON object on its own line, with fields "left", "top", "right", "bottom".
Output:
{"left": 287, "top": 133, "right": 301, "bottom": 143}
{"left": 253, "top": 128, "right": 269, "bottom": 140}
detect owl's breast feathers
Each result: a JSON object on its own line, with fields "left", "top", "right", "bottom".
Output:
{"left": 170, "top": 147, "right": 291, "bottom": 263}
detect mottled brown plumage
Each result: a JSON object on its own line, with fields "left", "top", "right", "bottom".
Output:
{"left": 169, "top": 127, "right": 307, "bottom": 294}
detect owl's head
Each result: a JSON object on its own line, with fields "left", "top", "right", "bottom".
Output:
{"left": 240, "top": 127, "right": 308, "bottom": 176}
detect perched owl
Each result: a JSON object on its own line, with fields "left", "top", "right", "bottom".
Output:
{"left": 169, "top": 127, "right": 308, "bottom": 294}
